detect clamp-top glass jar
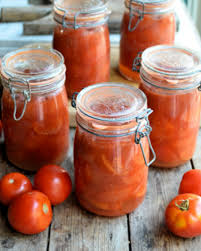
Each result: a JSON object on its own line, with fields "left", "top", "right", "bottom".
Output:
{"left": 119, "top": 0, "right": 176, "bottom": 83}
{"left": 140, "top": 45, "right": 201, "bottom": 168}
{"left": 73, "top": 83, "right": 155, "bottom": 216}
{"left": 53, "top": 0, "right": 111, "bottom": 98}
{"left": 0, "top": 48, "right": 69, "bottom": 171}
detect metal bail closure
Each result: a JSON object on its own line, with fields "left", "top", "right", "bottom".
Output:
{"left": 71, "top": 92, "right": 79, "bottom": 108}
{"left": 8, "top": 78, "right": 31, "bottom": 121}
{"left": 62, "top": 10, "right": 68, "bottom": 28}
{"left": 128, "top": 0, "right": 144, "bottom": 32}
{"left": 132, "top": 51, "right": 142, "bottom": 72}
{"left": 135, "top": 108, "right": 156, "bottom": 167}
{"left": 62, "top": 9, "right": 108, "bottom": 30}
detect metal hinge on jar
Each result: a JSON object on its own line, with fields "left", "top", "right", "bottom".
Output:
{"left": 135, "top": 108, "right": 156, "bottom": 167}
{"left": 7, "top": 78, "right": 31, "bottom": 121}
{"left": 71, "top": 92, "right": 79, "bottom": 108}
{"left": 61, "top": 9, "right": 109, "bottom": 30}
{"left": 128, "top": 0, "right": 144, "bottom": 32}
{"left": 132, "top": 51, "right": 142, "bottom": 72}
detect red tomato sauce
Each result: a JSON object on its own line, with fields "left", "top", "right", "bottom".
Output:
{"left": 74, "top": 127, "right": 149, "bottom": 216}
{"left": 119, "top": 11, "right": 175, "bottom": 82}
{"left": 140, "top": 84, "right": 201, "bottom": 167}
{"left": 74, "top": 85, "right": 150, "bottom": 216}
{"left": 2, "top": 86, "right": 69, "bottom": 171}
{"left": 53, "top": 24, "right": 110, "bottom": 98}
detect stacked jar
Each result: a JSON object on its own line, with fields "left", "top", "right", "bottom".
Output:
{"left": 53, "top": 0, "right": 111, "bottom": 98}
{"left": 119, "top": 0, "right": 176, "bottom": 83}
{"left": 0, "top": 48, "right": 69, "bottom": 171}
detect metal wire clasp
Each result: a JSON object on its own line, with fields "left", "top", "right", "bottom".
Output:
{"left": 128, "top": 0, "right": 144, "bottom": 32}
{"left": 132, "top": 51, "right": 142, "bottom": 72}
{"left": 8, "top": 78, "right": 31, "bottom": 121}
{"left": 71, "top": 92, "right": 79, "bottom": 108}
{"left": 135, "top": 108, "right": 156, "bottom": 167}
{"left": 62, "top": 9, "right": 109, "bottom": 30}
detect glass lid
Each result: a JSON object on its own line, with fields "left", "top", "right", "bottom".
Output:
{"left": 142, "top": 45, "right": 201, "bottom": 77}
{"left": 76, "top": 83, "right": 147, "bottom": 122}
{"left": 1, "top": 48, "right": 65, "bottom": 82}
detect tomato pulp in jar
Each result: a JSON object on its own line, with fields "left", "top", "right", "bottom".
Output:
{"left": 140, "top": 45, "right": 201, "bottom": 168}
{"left": 73, "top": 83, "right": 155, "bottom": 216}
{"left": 53, "top": 0, "right": 111, "bottom": 98}
{"left": 1, "top": 48, "right": 69, "bottom": 171}
{"left": 119, "top": 0, "right": 176, "bottom": 83}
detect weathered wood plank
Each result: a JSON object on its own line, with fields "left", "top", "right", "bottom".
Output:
{"left": 28, "top": 0, "right": 52, "bottom": 5}
{"left": 49, "top": 129, "right": 130, "bottom": 251}
{"left": 129, "top": 162, "right": 200, "bottom": 251}
{"left": 0, "top": 145, "right": 49, "bottom": 251}
{"left": 1, "top": 6, "right": 52, "bottom": 22}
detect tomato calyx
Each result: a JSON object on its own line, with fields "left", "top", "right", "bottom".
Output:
{"left": 175, "top": 199, "right": 189, "bottom": 211}
{"left": 43, "top": 203, "right": 49, "bottom": 214}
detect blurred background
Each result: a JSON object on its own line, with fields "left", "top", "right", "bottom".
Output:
{"left": 182, "top": 0, "right": 201, "bottom": 34}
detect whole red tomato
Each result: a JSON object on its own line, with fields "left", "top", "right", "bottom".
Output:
{"left": 179, "top": 169, "right": 201, "bottom": 196}
{"left": 0, "top": 172, "right": 32, "bottom": 205}
{"left": 8, "top": 190, "right": 52, "bottom": 235}
{"left": 34, "top": 165, "right": 72, "bottom": 205}
{"left": 165, "top": 193, "right": 201, "bottom": 238}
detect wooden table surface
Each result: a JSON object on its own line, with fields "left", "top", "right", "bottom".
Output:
{"left": 0, "top": 129, "right": 201, "bottom": 251}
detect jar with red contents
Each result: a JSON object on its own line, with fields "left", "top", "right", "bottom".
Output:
{"left": 119, "top": 0, "right": 176, "bottom": 83}
{"left": 53, "top": 0, "right": 111, "bottom": 98}
{"left": 0, "top": 48, "right": 69, "bottom": 171}
{"left": 139, "top": 45, "right": 201, "bottom": 168}
{"left": 72, "top": 83, "right": 155, "bottom": 216}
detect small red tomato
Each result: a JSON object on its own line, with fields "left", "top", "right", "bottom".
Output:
{"left": 0, "top": 172, "right": 32, "bottom": 205}
{"left": 165, "top": 193, "right": 201, "bottom": 238}
{"left": 34, "top": 165, "right": 72, "bottom": 205}
{"left": 179, "top": 169, "right": 201, "bottom": 196}
{"left": 8, "top": 190, "right": 52, "bottom": 235}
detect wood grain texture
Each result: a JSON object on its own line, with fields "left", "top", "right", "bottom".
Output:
{"left": 1, "top": 6, "right": 51, "bottom": 22}
{"left": 48, "top": 130, "right": 130, "bottom": 251}
{"left": 129, "top": 162, "right": 199, "bottom": 251}
{"left": 0, "top": 145, "right": 49, "bottom": 251}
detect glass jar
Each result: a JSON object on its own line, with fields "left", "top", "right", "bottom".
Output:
{"left": 119, "top": 0, "right": 176, "bottom": 83}
{"left": 53, "top": 0, "right": 111, "bottom": 98}
{"left": 140, "top": 45, "right": 201, "bottom": 168}
{"left": 72, "top": 83, "right": 155, "bottom": 216}
{"left": 0, "top": 48, "right": 69, "bottom": 171}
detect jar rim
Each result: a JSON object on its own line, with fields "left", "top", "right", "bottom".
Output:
{"left": 76, "top": 82, "right": 147, "bottom": 122}
{"left": 141, "top": 45, "right": 201, "bottom": 91}
{"left": 125, "top": 0, "right": 176, "bottom": 14}
{"left": 1, "top": 48, "right": 66, "bottom": 93}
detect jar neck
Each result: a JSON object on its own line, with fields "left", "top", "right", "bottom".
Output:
{"left": 140, "top": 65, "right": 201, "bottom": 92}
{"left": 76, "top": 107, "right": 152, "bottom": 137}
{"left": 1, "top": 66, "right": 66, "bottom": 95}
{"left": 54, "top": 6, "right": 110, "bottom": 29}
{"left": 125, "top": 0, "right": 175, "bottom": 15}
